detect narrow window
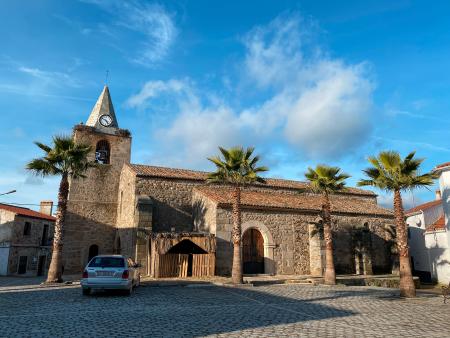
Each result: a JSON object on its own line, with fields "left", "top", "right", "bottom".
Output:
{"left": 41, "top": 224, "right": 49, "bottom": 246}
{"left": 95, "top": 140, "right": 110, "bottom": 164}
{"left": 23, "top": 222, "right": 31, "bottom": 236}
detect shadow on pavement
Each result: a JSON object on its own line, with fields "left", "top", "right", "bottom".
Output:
{"left": 0, "top": 283, "right": 361, "bottom": 336}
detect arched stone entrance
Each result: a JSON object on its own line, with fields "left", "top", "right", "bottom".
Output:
{"left": 241, "top": 221, "right": 275, "bottom": 275}
{"left": 243, "top": 228, "right": 264, "bottom": 274}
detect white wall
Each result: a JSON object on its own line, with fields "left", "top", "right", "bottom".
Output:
{"left": 407, "top": 213, "right": 430, "bottom": 272}
{"left": 425, "top": 230, "right": 450, "bottom": 284}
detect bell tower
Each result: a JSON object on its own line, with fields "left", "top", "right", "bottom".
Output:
{"left": 63, "top": 86, "right": 132, "bottom": 273}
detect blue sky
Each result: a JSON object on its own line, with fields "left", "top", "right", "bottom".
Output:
{"left": 1, "top": 0, "right": 449, "bottom": 210}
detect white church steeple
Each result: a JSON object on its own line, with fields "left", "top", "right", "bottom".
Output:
{"left": 86, "top": 86, "right": 119, "bottom": 133}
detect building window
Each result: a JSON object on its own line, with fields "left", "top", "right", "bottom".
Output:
{"left": 41, "top": 224, "right": 49, "bottom": 246}
{"left": 95, "top": 140, "right": 110, "bottom": 164}
{"left": 23, "top": 222, "right": 31, "bottom": 236}
{"left": 18, "top": 256, "right": 27, "bottom": 274}
{"left": 407, "top": 227, "right": 411, "bottom": 239}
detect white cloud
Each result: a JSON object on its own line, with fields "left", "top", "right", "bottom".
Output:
{"left": 284, "top": 61, "right": 372, "bottom": 158}
{"left": 127, "top": 79, "right": 191, "bottom": 108}
{"left": 18, "top": 67, "right": 81, "bottom": 88}
{"left": 128, "top": 13, "right": 374, "bottom": 167}
{"left": 83, "top": 0, "right": 177, "bottom": 66}
{"left": 243, "top": 14, "right": 304, "bottom": 88}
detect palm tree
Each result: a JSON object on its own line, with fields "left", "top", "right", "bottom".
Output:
{"left": 357, "top": 151, "right": 435, "bottom": 297}
{"left": 207, "top": 146, "right": 268, "bottom": 284}
{"left": 26, "top": 136, "right": 93, "bottom": 283}
{"left": 305, "top": 165, "right": 350, "bottom": 285}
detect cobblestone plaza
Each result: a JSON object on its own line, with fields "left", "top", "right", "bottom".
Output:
{"left": 0, "top": 281, "right": 448, "bottom": 337}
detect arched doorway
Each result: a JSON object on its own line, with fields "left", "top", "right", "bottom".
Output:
{"left": 242, "top": 228, "right": 264, "bottom": 274}
{"left": 88, "top": 244, "right": 99, "bottom": 262}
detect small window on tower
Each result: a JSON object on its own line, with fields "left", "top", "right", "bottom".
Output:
{"left": 95, "top": 140, "right": 110, "bottom": 164}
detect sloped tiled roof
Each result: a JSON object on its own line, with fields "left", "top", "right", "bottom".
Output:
{"left": 127, "top": 164, "right": 375, "bottom": 197}
{"left": 406, "top": 200, "right": 442, "bottom": 215}
{"left": 0, "top": 204, "right": 56, "bottom": 221}
{"left": 194, "top": 187, "right": 393, "bottom": 217}
{"left": 436, "top": 162, "right": 450, "bottom": 169}
{"left": 425, "top": 215, "right": 446, "bottom": 232}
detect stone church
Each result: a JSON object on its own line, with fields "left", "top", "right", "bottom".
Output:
{"left": 63, "top": 86, "right": 395, "bottom": 278}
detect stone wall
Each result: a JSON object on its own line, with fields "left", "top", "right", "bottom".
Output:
{"left": 134, "top": 177, "right": 203, "bottom": 232}
{"left": 115, "top": 165, "right": 137, "bottom": 259}
{"left": 201, "top": 205, "right": 394, "bottom": 277}
{"left": 192, "top": 189, "right": 217, "bottom": 234}
{"left": 213, "top": 207, "right": 312, "bottom": 276}
{"left": 1, "top": 213, "right": 54, "bottom": 276}
{"left": 63, "top": 127, "right": 131, "bottom": 273}
{"left": 0, "top": 209, "right": 15, "bottom": 244}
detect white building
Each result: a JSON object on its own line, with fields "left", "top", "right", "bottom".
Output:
{"left": 406, "top": 162, "right": 450, "bottom": 284}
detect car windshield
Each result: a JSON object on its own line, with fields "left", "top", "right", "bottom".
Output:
{"left": 89, "top": 257, "right": 125, "bottom": 268}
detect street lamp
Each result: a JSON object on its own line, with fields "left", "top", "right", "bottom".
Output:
{"left": 0, "top": 190, "right": 16, "bottom": 196}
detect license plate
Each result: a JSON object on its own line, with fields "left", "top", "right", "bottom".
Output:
{"left": 97, "top": 271, "right": 114, "bottom": 277}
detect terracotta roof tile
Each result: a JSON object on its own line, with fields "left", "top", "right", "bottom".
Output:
{"left": 406, "top": 200, "right": 442, "bottom": 215}
{"left": 194, "top": 187, "right": 393, "bottom": 217}
{"left": 425, "top": 215, "right": 446, "bottom": 232}
{"left": 128, "top": 164, "right": 375, "bottom": 197}
{"left": 0, "top": 204, "right": 56, "bottom": 221}
{"left": 436, "top": 162, "right": 450, "bottom": 169}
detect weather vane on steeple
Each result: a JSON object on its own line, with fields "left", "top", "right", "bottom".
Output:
{"left": 105, "top": 70, "right": 110, "bottom": 86}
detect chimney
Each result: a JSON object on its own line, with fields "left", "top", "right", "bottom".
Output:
{"left": 39, "top": 201, "right": 53, "bottom": 216}
{"left": 436, "top": 190, "right": 442, "bottom": 201}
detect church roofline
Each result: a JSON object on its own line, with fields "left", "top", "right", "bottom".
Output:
{"left": 193, "top": 187, "right": 393, "bottom": 217}
{"left": 126, "top": 163, "right": 376, "bottom": 197}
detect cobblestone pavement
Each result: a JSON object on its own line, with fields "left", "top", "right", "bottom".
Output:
{"left": 0, "top": 282, "right": 448, "bottom": 338}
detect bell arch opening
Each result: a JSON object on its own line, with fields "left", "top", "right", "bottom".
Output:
{"left": 95, "top": 140, "right": 110, "bottom": 164}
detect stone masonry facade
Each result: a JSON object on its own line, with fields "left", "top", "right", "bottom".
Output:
{"left": 62, "top": 86, "right": 395, "bottom": 277}
{"left": 0, "top": 204, "right": 55, "bottom": 276}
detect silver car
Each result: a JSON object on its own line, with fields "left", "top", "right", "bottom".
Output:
{"left": 81, "top": 255, "right": 141, "bottom": 295}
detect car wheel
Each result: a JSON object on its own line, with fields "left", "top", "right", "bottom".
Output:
{"left": 82, "top": 288, "right": 91, "bottom": 296}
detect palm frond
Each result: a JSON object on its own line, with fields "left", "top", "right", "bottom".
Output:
{"left": 26, "top": 135, "right": 93, "bottom": 179}
{"left": 305, "top": 164, "right": 350, "bottom": 194}
{"left": 206, "top": 146, "right": 268, "bottom": 186}
{"left": 358, "top": 150, "right": 435, "bottom": 193}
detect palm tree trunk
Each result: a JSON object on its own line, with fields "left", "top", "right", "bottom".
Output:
{"left": 393, "top": 189, "right": 416, "bottom": 297}
{"left": 323, "top": 192, "right": 336, "bottom": 285}
{"left": 46, "top": 173, "right": 69, "bottom": 283}
{"left": 231, "top": 186, "right": 243, "bottom": 284}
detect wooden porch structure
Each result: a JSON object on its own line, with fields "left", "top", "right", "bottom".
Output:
{"left": 150, "top": 232, "right": 216, "bottom": 278}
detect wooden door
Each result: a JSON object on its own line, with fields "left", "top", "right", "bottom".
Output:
{"left": 192, "top": 254, "right": 215, "bottom": 277}
{"left": 18, "top": 256, "right": 27, "bottom": 274}
{"left": 158, "top": 254, "right": 188, "bottom": 278}
{"left": 242, "top": 229, "right": 264, "bottom": 274}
